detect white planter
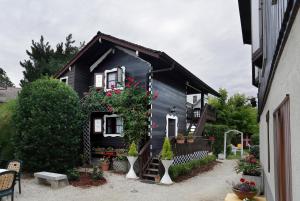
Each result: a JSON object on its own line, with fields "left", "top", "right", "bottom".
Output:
{"left": 160, "top": 159, "right": 174, "bottom": 185}
{"left": 218, "top": 153, "right": 225, "bottom": 160}
{"left": 243, "top": 174, "right": 263, "bottom": 195}
{"left": 126, "top": 156, "right": 138, "bottom": 179}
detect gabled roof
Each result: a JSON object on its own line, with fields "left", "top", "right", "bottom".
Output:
{"left": 55, "top": 31, "right": 220, "bottom": 97}
{"left": 237, "top": 0, "right": 252, "bottom": 45}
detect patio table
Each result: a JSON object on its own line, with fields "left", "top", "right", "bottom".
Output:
{"left": 0, "top": 168, "right": 8, "bottom": 173}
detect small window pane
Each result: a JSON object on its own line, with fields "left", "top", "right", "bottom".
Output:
{"left": 107, "top": 72, "right": 117, "bottom": 89}
{"left": 95, "top": 74, "right": 103, "bottom": 88}
{"left": 94, "top": 119, "right": 102, "bottom": 133}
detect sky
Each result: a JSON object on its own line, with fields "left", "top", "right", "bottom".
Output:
{"left": 0, "top": 0, "right": 257, "bottom": 97}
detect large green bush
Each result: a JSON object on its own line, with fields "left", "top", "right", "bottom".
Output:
{"left": 0, "top": 100, "right": 16, "bottom": 160}
{"left": 204, "top": 124, "right": 230, "bottom": 155}
{"left": 13, "top": 78, "right": 82, "bottom": 173}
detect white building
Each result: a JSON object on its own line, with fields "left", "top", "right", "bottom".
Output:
{"left": 238, "top": 0, "right": 300, "bottom": 201}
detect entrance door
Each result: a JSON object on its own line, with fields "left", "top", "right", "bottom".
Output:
{"left": 273, "top": 95, "right": 292, "bottom": 201}
{"left": 168, "top": 119, "right": 176, "bottom": 137}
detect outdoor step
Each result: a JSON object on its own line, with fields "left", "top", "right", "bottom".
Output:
{"left": 146, "top": 168, "right": 159, "bottom": 172}
{"left": 149, "top": 162, "right": 159, "bottom": 167}
{"left": 140, "top": 179, "right": 155, "bottom": 184}
{"left": 142, "top": 173, "right": 157, "bottom": 178}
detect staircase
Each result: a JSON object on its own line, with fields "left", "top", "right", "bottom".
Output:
{"left": 140, "top": 157, "right": 160, "bottom": 183}
{"left": 189, "top": 104, "right": 217, "bottom": 136}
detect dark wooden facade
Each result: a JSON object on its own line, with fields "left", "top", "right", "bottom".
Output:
{"left": 55, "top": 32, "right": 219, "bottom": 156}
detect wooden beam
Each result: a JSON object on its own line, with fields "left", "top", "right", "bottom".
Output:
{"left": 89, "top": 48, "right": 113, "bottom": 72}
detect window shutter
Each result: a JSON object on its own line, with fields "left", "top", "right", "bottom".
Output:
{"left": 117, "top": 67, "right": 123, "bottom": 85}
{"left": 95, "top": 73, "right": 103, "bottom": 88}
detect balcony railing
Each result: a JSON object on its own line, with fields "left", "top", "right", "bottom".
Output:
{"left": 170, "top": 136, "right": 211, "bottom": 156}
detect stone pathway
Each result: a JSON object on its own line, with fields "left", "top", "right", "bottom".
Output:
{"left": 13, "top": 160, "right": 239, "bottom": 201}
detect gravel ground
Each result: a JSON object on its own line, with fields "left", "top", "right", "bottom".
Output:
{"left": 11, "top": 160, "right": 239, "bottom": 201}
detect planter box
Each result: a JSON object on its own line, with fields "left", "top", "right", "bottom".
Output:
{"left": 243, "top": 174, "right": 263, "bottom": 195}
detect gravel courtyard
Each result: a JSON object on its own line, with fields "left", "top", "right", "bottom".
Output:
{"left": 12, "top": 160, "right": 239, "bottom": 201}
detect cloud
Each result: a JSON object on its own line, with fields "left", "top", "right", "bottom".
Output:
{"left": 0, "top": 0, "right": 256, "bottom": 96}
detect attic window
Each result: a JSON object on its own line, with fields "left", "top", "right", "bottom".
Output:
{"left": 60, "top": 76, "right": 68, "bottom": 85}
{"left": 104, "top": 66, "right": 125, "bottom": 91}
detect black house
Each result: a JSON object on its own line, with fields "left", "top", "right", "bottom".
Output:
{"left": 55, "top": 32, "right": 219, "bottom": 174}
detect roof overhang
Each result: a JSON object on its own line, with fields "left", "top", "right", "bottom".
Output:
{"left": 238, "top": 0, "right": 252, "bottom": 45}
{"left": 55, "top": 32, "right": 220, "bottom": 97}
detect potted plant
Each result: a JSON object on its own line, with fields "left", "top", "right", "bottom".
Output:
{"left": 232, "top": 178, "right": 257, "bottom": 199}
{"left": 235, "top": 154, "right": 262, "bottom": 194}
{"left": 176, "top": 133, "right": 185, "bottom": 144}
{"left": 100, "top": 158, "right": 110, "bottom": 171}
{"left": 126, "top": 141, "right": 138, "bottom": 179}
{"left": 160, "top": 137, "right": 174, "bottom": 185}
{"left": 113, "top": 155, "right": 129, "bottom": 173}
{"left": 187, "top": 133, "right": 194, "bottom": 143}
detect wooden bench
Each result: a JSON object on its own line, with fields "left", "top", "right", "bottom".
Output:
{"left": 34, "top": 172, "right": 68, "bottom": 189}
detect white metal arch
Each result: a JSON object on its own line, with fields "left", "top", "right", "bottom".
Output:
{"left": 224, "top": 129, "right": 243, "bottom": 159}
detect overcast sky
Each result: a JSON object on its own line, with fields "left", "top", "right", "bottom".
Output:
{"left": 0, "top": 0, "right": 256, "bottom": 97}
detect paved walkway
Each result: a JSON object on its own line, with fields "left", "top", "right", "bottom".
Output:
{"left": 14, "top": 160, "right": 239, "bottom": 201}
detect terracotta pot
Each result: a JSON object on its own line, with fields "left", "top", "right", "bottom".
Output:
{"left": 187, "top": 139, "right": 194, "bottom": 143}
{"left": 176, "top": 139, "right": 185, "bottom": 144}
{"left": 232, "top": 188, "right": 256, "bottom": 200}
{"left": 243, "top": 174, "right": 263, "bottom": 195}
{"left": 101, "top": 161, "right": 110, "bottom": 171}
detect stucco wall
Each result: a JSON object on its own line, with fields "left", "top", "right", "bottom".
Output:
{"left": 259, "top": 9, "right": 300, "bottom": 201}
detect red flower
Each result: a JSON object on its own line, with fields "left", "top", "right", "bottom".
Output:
{"left": 240, "top": 178, "right": 245, "bottom": 183}
{"left": 114, "top": 89, "right": 121, "bottom": 94}
{"left": 106, "top": 91, "right": 112, "bottom": 97}
{"left": 127, "top": 76, "right": 134, "bottom": 83}
{"left": 250, "top": 159, "right": 257, "bottom": 163}
{"left": 125, "top": 83, "right": 131, "bottom": 88}
{"left": 250, "top": 181, "right": 256, "bottom": 186}
{"left": 107, "top": 105, "right": 113, "bottom": 112}
{"left": 245, "top": 181, "right": 250, "bottom": 185}
{"left": 134, "top": 81, "right": 141, "bottom": 88}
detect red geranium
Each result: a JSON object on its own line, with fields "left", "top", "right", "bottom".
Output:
{"left": 106, "top": 91, "right": 112, "bottom": 97}
{"left": 114, "top": 89, "right": 121, "bottom": 95}
{"left": 240, "top": 178, "right": 245, "bottom": 183}
{"left": 127, "top": 76, "right": 134, "bottom": 83}
{"left": 250, "top": 181, "right": 256, "bottom": 186}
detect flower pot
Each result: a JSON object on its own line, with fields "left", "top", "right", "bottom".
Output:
{"left": 232, "top": 188, "right": 257, "bottom": 200}
{"left": 187, "top": 139, "right": 194, "bottom": 144}
{"left": 126, "top": 156, "right": 138, "bottom": 179}
{"left": 160, "top": 159, "right": 174, "bottom": 185}
{"left": 101, "top": 161, "right": 110, "bottom": 171}
{"left": 113, "top": 159, "right": 129, "bottom": 173}
{"left": 243, "top": 174, "right": 263, "bottom": 194}
{"left": 176, "top": 139, "right": 185, "bottom": 144}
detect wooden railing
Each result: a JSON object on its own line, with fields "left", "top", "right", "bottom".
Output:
{"left": 170, "top": 136, "right": 211, "bottom": 156}
{"left": 194, "top": 104, "right": 216, "bottom": 136}
{"left": 138, "top": 140, "right": 151, "bottom": 178}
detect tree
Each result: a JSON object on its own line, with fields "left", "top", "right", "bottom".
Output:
{"left": 20, "top": 34, "right": 84, "bottom": 86}
{"left": 208, "top": 88, "right": 258, "bottom": 135}
{"left": 13, "top": 78, "right": 83, "bottom": 172}
{"left": 0, "top": 67, "right": 14, "bottom": 88}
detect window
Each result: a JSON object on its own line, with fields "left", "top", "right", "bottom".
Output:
{"left": 94, "top": 118, "right": 102, "bottom": 133}
{"left": 60, "top": 76, "right": 68, "bottom": 85}
{"left": 103, "top": 114, "right": 123, "bottom": 137}
{"left": 94, "top": 73, "right": 103, "bottom": 88}
{"left": 266, "top": 110, "right": 270, "bottom": 173}
{"left": 104, "top": 66, "right": 125, "bottom": 91}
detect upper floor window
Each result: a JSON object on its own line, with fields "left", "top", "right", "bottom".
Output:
{"left": 94, "top": 73, "right": 103, "bottom": 88}
{"left": 60, "top": 76, "right": 68, "bottom": 85}
{"left": 104, "top": 66, "right": 125, "bottom": 91}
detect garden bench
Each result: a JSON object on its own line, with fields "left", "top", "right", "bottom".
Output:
{"left": 34, "top": 172, "right": 68, "bottom": 189}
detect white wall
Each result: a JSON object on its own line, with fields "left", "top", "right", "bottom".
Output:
{"left": 260, "top": 9, "right": 300, "bottom": 201}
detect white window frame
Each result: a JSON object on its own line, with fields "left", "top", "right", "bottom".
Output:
{"left": 60, "top": 76, "right": 68, "bottom": 85}
{"left": 104, "top": 66, "right": 125, "bottom": 92}
{"left": 103, "top": 114, "right": 124, "bottom": 137}
{"left": 166, "top": 114, "right": 178, "bottom": 137}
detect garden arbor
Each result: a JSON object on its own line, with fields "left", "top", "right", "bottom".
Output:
{"left": 223, "top": 129, "right": 243, "bottom": 159}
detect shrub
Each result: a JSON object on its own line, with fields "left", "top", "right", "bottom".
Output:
{"left": 91, "top": 166, "right": 103, "bottom": 181}
{"left": 66, "top": 168, "right": 80, "bottom": 181}
{"left": 128, "top": 142, "right": 138, "bottom": 157}
{"left": 204, "top": 124, "right": 230, "bottom": 155}
{"left": 251, "top": 134, "right": 259, "bottom": 145}
{"left": 161, "top": 137, "right": 173, "bottom": 160}
{"left": 169, "top": 155, "right": 216, "bottom": 180}
{"left": 0, "top": 100, "right": 17, "bottom": 160}
{"left": 13, "top": 78, "right": 83, "bottom": 173}
{"left": 250, "top": 145, "right": 260, "bottom": 159}
{"left": 235, "top": 155, "right": 261, "bottom": 176}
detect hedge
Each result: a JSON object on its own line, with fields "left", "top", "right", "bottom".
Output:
{"left": 13, "top": 78, "right": 83, "bottom": 173}
{"left": 0, "top": 100, "right": 16, "bottom": 161}
{"left": 169, "top": 155, "right": 216, "bottom": 180}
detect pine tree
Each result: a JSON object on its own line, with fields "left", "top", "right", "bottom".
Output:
{"left": 20, "top": 34, "right": 84, "bottom": 86}
{"left": 0, "top": 67, "right": 14, "bottom": 88}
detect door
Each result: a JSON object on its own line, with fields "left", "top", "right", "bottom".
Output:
{"left": 168, "top": 119, "right": 176, "bottom": 137}
{"left": 273, "top": 95, "right": 292, "bottom": 201}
